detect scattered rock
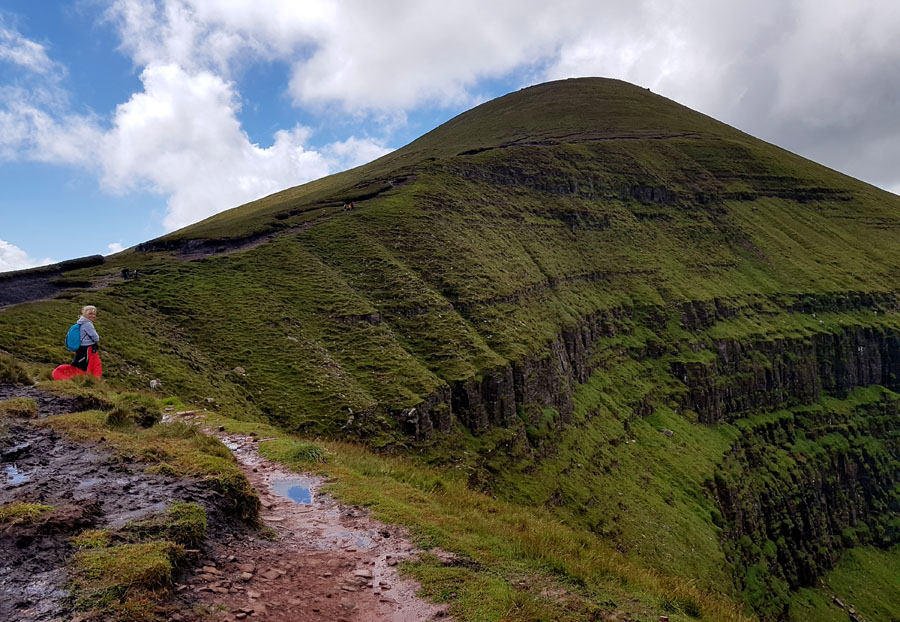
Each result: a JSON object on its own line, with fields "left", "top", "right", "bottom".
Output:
{"left": 661, "top": 429, "right": 674, "bottom": 437}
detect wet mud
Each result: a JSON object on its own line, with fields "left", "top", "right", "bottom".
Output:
{"left": 0, "top": 384, "right": 90, "bottom": 417}
{"left": 2, "top": 383, "right": 449, "bottom": 621}
{"left": 0, "top": 384, "right": 231, "bottom": 621}
{"left": 173, "top": 416, "right": 450, "bottom": 622}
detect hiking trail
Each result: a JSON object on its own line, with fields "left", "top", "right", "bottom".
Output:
{"left": 170, "top": 410, "right": 450, "bottom": 622}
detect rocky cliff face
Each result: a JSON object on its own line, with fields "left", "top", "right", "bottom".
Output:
{"left": 711, "top": 393, "right": 900, "bottom": 618}
{"left": 397, "top": 291, "right": 900, "bottom": 620}
{"left": 398, "top": 305, "right": 624, "bottom": 438}
{"left": 402, "top": 292, "right": 900, "bottom": 439}
{"left": 671, "top": 326, "right": 900, "bottom": 423}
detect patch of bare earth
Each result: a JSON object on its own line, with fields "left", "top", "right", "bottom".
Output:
{"left": 0, "top": 385, "right": 228, "bottom": 621}
{"left": 174, "top": 414, "right": 450, "bottom": 622}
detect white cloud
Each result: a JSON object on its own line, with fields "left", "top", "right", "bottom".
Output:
{"left": 0, "top": 240, "right": 53, "bottom": 273}
{"left": 104, "top": 0, "right": 332, "bottom": 75}
{"left": 107, "top": 242, "right": 125, "bottom": 254}
{"left": 0, "top": 19, "right": 56, "bottom": 74}
{"left": 322, "top": 137, "right": 392, "bottom": 171}
{"left": 5, "top": 0, "right": 900, "bottom": 240}
{"left": 100, "top": 63, "right": 343, "bottom": 230}
{"left": 286, "top": 0, "right": 587, "bottom": 112}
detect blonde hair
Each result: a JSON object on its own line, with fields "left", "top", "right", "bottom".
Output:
{"left": 81, "top": 305, "right": 97, "bottom": 316}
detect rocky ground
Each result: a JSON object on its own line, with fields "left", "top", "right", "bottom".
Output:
{"left": 0, "top": 386, "right": 227, "bottom": 621}
{"left": 1, "top": 384, "right": 449, "bottom": 621}
{"left": 170, "top": 416, "right": 448, "bottom": 622}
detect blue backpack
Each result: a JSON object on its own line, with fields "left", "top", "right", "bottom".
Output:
{"left": 65, "top": 323, "right": 81, "bottom": 351}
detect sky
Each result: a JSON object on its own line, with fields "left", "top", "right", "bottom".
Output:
{"left": 2, "top": 1, "right": 899, "bottom": 273}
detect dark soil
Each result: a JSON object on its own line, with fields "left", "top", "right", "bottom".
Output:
{"left": 0, "top": 384, "right": 240, "bottom": 621}
{"left": 2, "top": 387, "right": 447, "bottom": 621}
{"left": 0, "top": 384, "right": 89, "bottom": 417}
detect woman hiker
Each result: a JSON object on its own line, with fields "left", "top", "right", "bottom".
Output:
{"left": 52, "top": 305, "right": 103, "bottom": 380}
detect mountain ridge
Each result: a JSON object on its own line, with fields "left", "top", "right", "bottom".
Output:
{"left": 2, "top": 77, "right": 900, "bottom": 620}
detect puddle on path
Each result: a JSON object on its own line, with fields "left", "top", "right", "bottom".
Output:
{"left": 271, "top": 478, "right": 313, "bottom": 504}
{"left": 5, "top": 464, "right": 28, "bottom": 484}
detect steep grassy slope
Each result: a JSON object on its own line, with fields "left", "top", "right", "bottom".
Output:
{"left": 3, "top": 78, "right": 900, "bottom": 620}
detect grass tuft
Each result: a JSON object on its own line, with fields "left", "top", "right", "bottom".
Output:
{"left": 0, "top": 352, "right": 32, "bottom": 384}
{"left": 125, "top": 502, "right": 207, "bottom": 549}
{"left": 72, "top": 529, "right": 113, "bottom": 549}
{"left": 0, "top": 502, "right": 55, "bottom": 525}
{"left": 0, "top": 396, "right": 38, "bottom": 417}
{"left": 71, "top": 541, "right": 184, "bottom": 617}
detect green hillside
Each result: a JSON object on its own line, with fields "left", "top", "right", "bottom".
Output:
{"left": 2, "top": 77, "right": 899, "bottom": 620}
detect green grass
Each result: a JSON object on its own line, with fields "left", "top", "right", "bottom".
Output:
{"left": 789, "top": 545, "right": 900, "bottom": 622}
{"left": 0, "top": 502, "right": 54, "bottom": 524}
{"left": 124, "top": 502, "right": 208, "bottom": 549}
{"left": 66, "top": 500, "right": 208, "bottom": 621}
{"left": 0, "top": 351, "right": 32, "bottom": 384}
{"left": 0, "top": 396, "right": 38, "bottom": 417}
{"left": 72, "top": 529, "right": 113, "bottom": 549}
{"left": 3, "top": 78, "right": 900, "bottom": 620}
{"left": 71, "top": 541, "right": 184, "bottom": 620}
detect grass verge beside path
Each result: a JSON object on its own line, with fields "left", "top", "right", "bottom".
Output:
{"left": 205, "top": 412, "right": 751, "bottom": 622}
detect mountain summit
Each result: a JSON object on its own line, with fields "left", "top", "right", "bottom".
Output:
{"left": 3, "top": 78, "right": 900, "bottom": 620}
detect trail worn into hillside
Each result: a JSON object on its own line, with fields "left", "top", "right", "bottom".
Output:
{"left": 1, "top": 385, "right": 448, "bottom": 621}
{"left": 173, "top": 413, "right": 449, "bottom": 622}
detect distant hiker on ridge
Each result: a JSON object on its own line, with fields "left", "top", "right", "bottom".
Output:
{"left": 52, "top": 305, "right": 103, "bottom": 380}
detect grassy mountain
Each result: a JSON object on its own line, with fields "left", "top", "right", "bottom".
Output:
{"left": 2, "top": 77, "right": 900, "bottom": 620}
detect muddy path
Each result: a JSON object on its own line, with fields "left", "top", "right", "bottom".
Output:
{"left": 1, "top": 383, "right": 448, "bottom": 621}
{"left": 0, "top": 384, "right": 95, "bottom": 416}
{"left": 0, "top": 386, "right": 232, "bottom": 621}
{"left": 173, "top": 413, "right": 449, "bottom": 622}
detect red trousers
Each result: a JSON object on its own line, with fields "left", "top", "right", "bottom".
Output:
{"left": 52, "top": 346, "right": 102, "bottom": 380}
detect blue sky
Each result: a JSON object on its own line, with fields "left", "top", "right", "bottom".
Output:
{"left": 2, "top": 1, "right": 899, "bottom": 272}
